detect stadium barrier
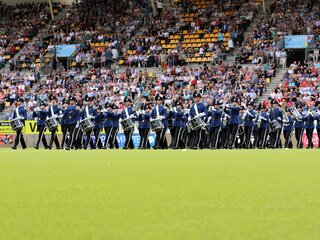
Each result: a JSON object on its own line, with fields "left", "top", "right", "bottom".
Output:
{"left": 0, "top": 120, "right": 168, "bottom": 148}
{"left": 0, "top": 120, "right": 318, "bottom": 148}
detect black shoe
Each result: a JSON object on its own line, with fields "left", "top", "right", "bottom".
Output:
{"left": 22, "top": 147, "right": 27, "bottom": 149}
{"left": 123, "top": 147, "right": 128, "bottom": 150}
{"left": 56, "top": 147, "right": 61, "bottom": 150}
{"left": 34, "top": 146, "right": 39, "bottom": 149}
{"left": 103, "top": 147, "right": 107, "bottom": 149}
{"left": 11, "top": 146, "right": 17, "bottom": 150}
{"left": 65, "top": 147, "right": 70, "bottom": 150}
{"left": 45, "top": 146, "right": 51, "bottom": 150}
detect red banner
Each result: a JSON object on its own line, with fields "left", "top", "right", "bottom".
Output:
{"left": 302, "top": 132, "right": 319, "bottom": 148}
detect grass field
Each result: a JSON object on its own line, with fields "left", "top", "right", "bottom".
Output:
{"left": 1, "top": 149, "right": 320, "bottom": 240}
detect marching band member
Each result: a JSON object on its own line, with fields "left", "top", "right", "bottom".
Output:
{"left": 293, "top": 104, "right": 304, "bottom": 149}
{"left": 138, "top": 103, "right": 152, "bottom": 149}
{"left": 256, "top": 106, "right": 269, "bottom": 149}
{"left": 243, "top": 101, "right": 256, "bottom": 149}
{"left": 220, "top": 103, "right": 230, "bottom": 149}
{"left": 303, "top": 106, "right": 316, "bottom": 149}
{"left": 47, "top": 96, "right": 61, "bottom": 149}
{"left": 82, "top": 96, "right": 96, "bottom": 150}
{"left": 33, "top": 102, "right": 49, "bottom": 149}
{"left": 236, "top": 106, "right": 245, "bottom": 149}
{"left": 283, "top": 108, "right": 294, "bottom": 149}
{"left": 11, "top": 97, "right": 27, "bottom": 150}
{"left": 64, "top": 96, "right": 78, "bottom": 150}
{"left": 269, "top": 99, "right": 283, "bottom": 148}
{"left": 170, "top": 101, "right": 186, "bottom": 149}
{"left": 73, "top": 102, "right": 84, "bottom": 150}
{"left": 181, "top": 100, "right": 190, "bottom": 149}
{"left": 252, "top": 106, "right": 260, "bottom": 149}
{"left": 208, "top": 100, "right": 222, "bottom": 149}
{"left": 93, "top": 105, "right": 104, "bottom": 149}
{"left": 226, "top": 98, "right": 240, "bottom": 149}
{"left": 103, "top": 102, "right": 114, "bottom": 149}
{"left": 121, "top": 97, "right": 136, "bottom": 150}
{"left": 189, "top": 92, "right": 207, "bottom": 150}
{"left": 59, "top": 100, "right": 68, "bottom": 149}
{"left": 110, "top": 104, "right": 120, "bottom": 149}
{"left": 151, "top": 95, "right": 168, "bottom": 150}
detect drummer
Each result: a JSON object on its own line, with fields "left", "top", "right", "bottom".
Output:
{"left": 151, "top": 94, "right": 168, "bottom": 150}
{"left": 47, "top": 95, "right": 61, "bottom": 149}
{"left": 11, "top": 97, "right": 27, "bottom": 150}
{"left": 33, "top": 101, "right": 49, "bottom": 149}
{"left": 189, "top": 92, "right": 207, "bottom": 150}
{"left": 269, "top": 99, "right": 283, "bottom": 149}
{"left": 93, "top": 104, "right": 105, "bottom": 149}
{"left": 82, "top": 96, "right": 96, "bottom": 150}
{"left": 120, "top": 97, "right": 136, "bottom": 150}
{"left": 138, "top": 103, "right": 152, "bottom": 149}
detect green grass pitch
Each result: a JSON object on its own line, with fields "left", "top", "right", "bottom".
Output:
{"left": 1, "top": 149, "right": 320, "bottom": 240}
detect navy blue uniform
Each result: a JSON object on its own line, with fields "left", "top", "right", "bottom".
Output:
{"left": 243, "top": 109, "right": 256, "bottom": 148}
{"left": 226, "top": 106, "right": 240, "bottom": 149}
{"left": 293, "top": 110, "right": 304, "bottom": 148}
{"left": 121, "top": 107, "right": 136, "bottom": 149}
{"left": 33, "top": 109, "right": 49, "bottom": 148}
{"left": 208, "top": 108, "right": 222, "bottom": 149}
{"left": 12, "top": 106, "right": 27, "bottom": 149}
{"left": 110, "top": 112, "right": 120, "bottom": 149}
{"left": 188, "top": 102, "right": 207, "bottom": 149}
{"left": 82, "top": 105, "right": 97, "bottom": 149}
{"left": 257, "top": 111, "right": 269, "bottom": 149}
{"left": 170, "top": 109, "right": 187, "bottom": 149}
{"left": 93, "top": 112, "right": 104, "bottom": 148}
{"left": 103, "top": 111, "right": 114, "bottom": 148}
{"left": 48, "top": 105, "right": 61, "bottom": 149}
{"left": 269, "top": 107, "right": 283, "bottom": 148}
{"left": 283, "top": 115, "right": 294, "bottom": 149}
{"left": 138, "top": 112, "right": 151, "bottom": 149}
{"left": 151, "top": 105, "right": 168, "bottom": 149}
{"left": 64, "top": 105, "right": 78, "bottom": 149}
{"left": 304, "top": 111, "right": 315, "bottom": 148}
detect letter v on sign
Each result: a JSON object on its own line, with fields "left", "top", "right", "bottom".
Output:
{"left": 29, "top": 122, "right": 37, "bottom": 132}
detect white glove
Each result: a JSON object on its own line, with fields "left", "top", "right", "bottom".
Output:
{"left": 76, "top": 122, "right": 79, "bottom": 128}
{"left": 277, "top": 117, "right": 282, "bottom": 121}
{"left": 130, "top": 114, "right": 135, "bottom": 118}
{"left": 19, "top": 116, "right": 24, "bottom": 120}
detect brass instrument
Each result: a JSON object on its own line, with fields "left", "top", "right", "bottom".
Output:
{"left": 291, "top": 106, "right": 302, "bottom": 121}
{"left": 282, "top": 108, "right": 289, "bottom": 124}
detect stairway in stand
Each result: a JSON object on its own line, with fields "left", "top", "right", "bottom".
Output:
{"left": 256, "top": 68, "right": 288, "bottom": 105}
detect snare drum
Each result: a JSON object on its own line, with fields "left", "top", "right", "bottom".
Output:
{"left": 80, "top": 118, "right": 95, "bottom": 132}
{"left": 10, "top": 118, "right": 23, "bottom": 131}
{"left": 189, "top": 115, "right": 205, "bottom": 131}
{"left": 45, "top": 117, "right": 59, "bottom": 131}
{"left": 150, "top": 118, "right": 164, "bottom": 132}
{"left": 121, "top": 118, "right": 135, "bottom": 131}
{"left": 269, "top": 120, "right": 281, "bottom": 132}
